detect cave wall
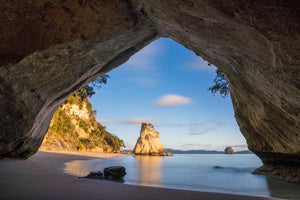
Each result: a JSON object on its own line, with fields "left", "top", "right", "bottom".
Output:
{"left": 0, "top": 0, "right": 158, "bottom": 158}
{"left": 141, "top": 0, "right": 300, "bottom": 182}
{"left": 0, "top": 0, "right": 299, "bottom": 182}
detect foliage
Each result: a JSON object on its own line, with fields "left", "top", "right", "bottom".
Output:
{"left": 67, "top": 95, "right": 76, "bottom": 104}
{"left": 66, "top": 88, "right": 85, "bottom": 104}
{"left": 49, "top": 109, "right": 75, "bottom": 135}
{"left": 142, "top": 123, "right": 154, "bottom": 128}
{"left": 80, "top": 139, "right": 90, "bottom": 146}
{"left": 96, "top": 123, "right": 125, "bottom": 151}
{"left": 104, "top": 133, "right": 125, "bottom": 152}
{"left": 84, "top": 74, "right": 110, "bottom": 98}
{"left": 208, "top": 69, "right": 230, "bottom": 98}
{"left": 44, "top": 88, "right": 125, "bottom": 153}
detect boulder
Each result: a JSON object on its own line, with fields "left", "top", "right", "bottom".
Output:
{"left": 167, "top": 152, "right": 174, "bottom": 156}
{"left": 83, "top": 171, "right": 104, "bottom": 179}
{"left": 214, "top": 166, "right": 224, "bottom": 169}
{"left": 103, "top": 166, "right": 126, "bottom": 181}
{"left": 225, "top": 147, "right": 235, "bottom": 154}
{"left": 133, "top": 123, "right": 166, "bottom": 156}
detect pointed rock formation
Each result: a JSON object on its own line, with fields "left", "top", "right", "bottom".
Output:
{"left": 133, "top": 123, "right": 166, "bottom": 156}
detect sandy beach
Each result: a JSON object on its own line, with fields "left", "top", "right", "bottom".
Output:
{"left": 0, "top": 151, "right": 283, "bottom": 200}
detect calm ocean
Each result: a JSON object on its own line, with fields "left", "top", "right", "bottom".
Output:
{"left": 64, "top": 154, "right": 300, "bottom": 199}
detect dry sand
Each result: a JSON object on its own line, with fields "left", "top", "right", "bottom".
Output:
{"left": 0, "top": 151, "right": 283, "bottom": 200}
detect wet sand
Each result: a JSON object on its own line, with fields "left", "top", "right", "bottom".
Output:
{"left": 0, "top": 151, "right": 284, "bottom": 200}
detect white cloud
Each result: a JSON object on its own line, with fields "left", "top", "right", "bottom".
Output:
{"left": 154, "top": 94, "right": 193, "bottom": 106}
{"left": 187, "top": 56, "right": 217, "bottom": 72}
{"left": 97, "top": 118, "right": 157, "bottom": 125}
{"left": 209, "top": 118, "right": 226, "bottom": 126}
{"left": 229, "top": 144, "right": 249, "bottom": 151}
{"left": 121, "top": 41, "right": 163, "bottom": 86}
{"left": 179, "top": 143, "right": 215, "bottom": 150}
{"left": 186, "top": 118, "right": 225, "bottom": 135}
{"left": 189, "top": 127, "right": 215, "bottom": 135}
{"left": 126, "top": 57, "right": 154, "bottom": 70}
{"left": 138, "top": 43, "right": 161, "bottom": 56}
{"left": 97, "top": 119, "right": 112, "bottom": 124}
{"left": 178, "top": 143, "right": 248, "bottom": 151}
{"left": 189, "top": 122, "right": 205, "bottom": 128}
{"left": 125, "top": 42, "right": 161, "bottom": 70}
{"left": 124, "top": 141, "right": 136, "bottom": 150}
{"left": 119, "top": 117, "right": 156, "bottom": 124}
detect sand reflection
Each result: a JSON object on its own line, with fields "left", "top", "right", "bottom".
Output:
{"left": 135, "top": 156, "right": 163, "bottom": 187}
{"left": 64, "top": 160, "right": 99, "bottom": 177}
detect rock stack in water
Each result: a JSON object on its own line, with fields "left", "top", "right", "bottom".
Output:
{"left": 133, "top": 123, "right": 166, "bottom": 156}
{"left": 225, "top": 147, "right": 235, "bottom": 154}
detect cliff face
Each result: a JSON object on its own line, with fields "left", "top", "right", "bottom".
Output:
{"left": 141, "top": 0, "right": 300, "bottom": 183}
{"left": 133, "top": 123, "right": 165, "bottom": 156}
{"left": 0, "top": 0, "right": 299, "bottom": 182}
{"left": 40, "top": 90, "right": 124, "bottom": 153}
{"left": 0, "top": 0, "right": 157, "bottom": 159}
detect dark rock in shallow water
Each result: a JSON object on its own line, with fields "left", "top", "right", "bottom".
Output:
{"left": 83, "top": 171, "right": 104, "bottom": 179}
{"left": 214, "top": 166, "right": 224, "bottom": 169}
{"left": 104, "top": 166, "right": 126, "bottom": 181}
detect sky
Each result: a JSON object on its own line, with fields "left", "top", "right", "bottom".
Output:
{"left": 89, "top": 38, "right": 248, "bottom": 151}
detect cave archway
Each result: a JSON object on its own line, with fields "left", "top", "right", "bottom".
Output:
{"left": 0, "top": 0, "right": 299, "bottom": 182}
{"left": 86, "top": 38, "right": 247, "bottom": 152}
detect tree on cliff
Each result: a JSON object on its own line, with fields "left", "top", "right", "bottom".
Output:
{"left": 42, "top": 73, "right": 126, "bottom": 152}
{"left": 85, "top": 74, "right": 110, "bottom": 97}
{"left": 209, "top": 69, "right": 230, "bottom": 98}
{"left": 77, "top": 74, "right": 110, "bottom": 100}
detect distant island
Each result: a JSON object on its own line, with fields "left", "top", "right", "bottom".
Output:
{"left": 163, "top": 148, "right": 253, "bottom": 154}
{"left": 224, "top": 147, "right": 235, "bottom": 154}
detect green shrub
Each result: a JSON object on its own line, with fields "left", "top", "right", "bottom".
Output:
{"left": 80, "top": 139, "right": 90, "bottom": 146}
{"left": 68, "top": 95, "right": 76, "bottom": 104}
{"left": 44, "top": 86, "right": 125, "bottom": 153}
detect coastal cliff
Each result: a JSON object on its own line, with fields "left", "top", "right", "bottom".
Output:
{"left": 40, "top": 89, "right": 124, "bottom": 153}
{"left": 133, "top": 123, "right": 165, "bottom": 156}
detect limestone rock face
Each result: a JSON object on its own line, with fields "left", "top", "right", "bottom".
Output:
{"left": 225, "top": 147, "right": 235, "bottom": 154}
{"left": 0, "top": 0, "right": 299, "bottom": 182}
{"left": 40, "top": 90, "right": 124, "bottom": 153}
{"left": 167, "top": 152, "right": 174, "bottom": 157}
{"left": 133, "top": 123, "right": 165, "bottom": 156}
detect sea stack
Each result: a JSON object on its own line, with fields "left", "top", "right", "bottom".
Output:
{"left": 133, "top": 123, "right": 166, "bottom": 156}
{"left": 225, "top": 147, "right": 235, "bottom": 154}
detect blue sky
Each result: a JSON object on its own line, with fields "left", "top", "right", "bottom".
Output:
{"left": 89, "top": 38, "right": 247, "bottom": 151}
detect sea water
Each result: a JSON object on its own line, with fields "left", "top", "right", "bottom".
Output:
{"left": 64, "top": 154, "right": 300, "bottom": 199}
